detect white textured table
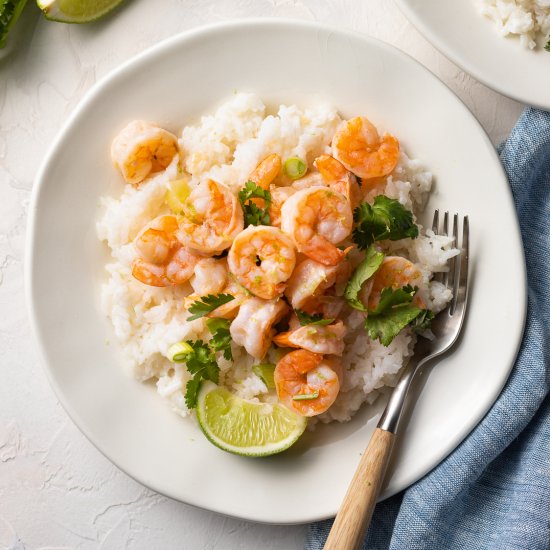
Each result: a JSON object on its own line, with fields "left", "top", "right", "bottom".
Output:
{"left": 0, "top": 1, "right": 522, "bottom": 548}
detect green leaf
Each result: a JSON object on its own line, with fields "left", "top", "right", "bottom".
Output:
{"left": 206, "top": 317, "right": 233, "bottom": 361}
{"left": 184, "top": 340, "right": 215, "bottom": 375}
{"left": 365, "top": 285, "right": 431, "bottom": 346}
{"left": 295, "top": 309, "right": 334, "bottom": 326}
{"left": 187, "top": 293, "right": 234, "bottom": 321}
{"left": 352, "top": 195, "right": 419, "bottom": 250}
{"left": 411, "top": 309, "right": 435, "bottom": 333}
{"left": 365, "top": 303, "right": 424, "bottom": 346}
{"left": 343, "top": 245, "right": 385, "bottom": 311}
{"left": 185, "top": 376, "right": 202, "bottom": 409}
{"left": 545, "top": 38, "right": 550, "bottom": 53}
{"left": 238, "top": 181, "right": 272, "bottom": 227}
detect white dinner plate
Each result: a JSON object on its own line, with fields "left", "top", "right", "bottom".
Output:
{"left": 396, "top": 0, "right": 550, "bottom": 110}
{"left": 26, "top": 19, "right": 526, "bottom": 524}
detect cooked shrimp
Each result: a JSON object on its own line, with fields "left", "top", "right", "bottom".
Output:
{"left": 285, "top": 258, "right": 345, "bottom": 310}
{"left": 248, "top": 154, "right": 282, "bottom": 190}
{"left": 207, "top": 276, "right": 250, "bottom": 320}
{"left": 274, "top": 350, "right": 340, "bottom": 416}
{"left": 228, "top": 225, "right": 296, "bottom": 300}
{"left": 332, "top": 117, "right": 400, "bottom": 180}
{"left": 273, "top": 320, "right": 346, "bottom": 356}
{"left": 132, "top": 215, "right": 200, "bottom": 287}
{"left": 360, "top": 256, "right": 425, "bottom": 310}
{"left": 280, "top": 186, "right": 353, "bottom": 266}
{"left": 177, "top": 179, "right": 244, "bottom": 254}
{"left": 268, "top": 186, "right": 296, "bottom": 228}
{"left": 230, "top": 297, "right": 289, "bottom": 359}
{"left": 190, "top": 258, "right": 228, "bottom": 296}
{"left": 314, "top": 154, "right": 362, "bottom": 210}
{"left": 111, "top": 121, "right": 179, "bottom": 185}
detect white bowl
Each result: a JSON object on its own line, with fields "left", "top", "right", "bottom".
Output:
{"left": 26, "top": 19, "right": 526, "bottom": 524}
{"left": 396, "top": 0, "right": 550, "bottom": 110}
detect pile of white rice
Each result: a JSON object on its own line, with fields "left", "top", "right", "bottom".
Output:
{"left": 97, "top": 93, "right": 457, "bottom": 425}
{"left": 477, "top": 0, "right": 550, "bottom": 48}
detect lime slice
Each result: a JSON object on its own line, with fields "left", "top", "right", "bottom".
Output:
{"left": 37, "top": 0, "right": 125, "bottom": 23}
{"left": 165, "top": 178, "right": 190, "bottom": 214}
{"left": 196, "top": 381, "right": 307, "bottom": 457}
{"left": 0, "top": 0, "right": 27, "bottom": 48}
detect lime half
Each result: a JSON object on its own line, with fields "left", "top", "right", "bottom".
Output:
{"left": 196, "top": 381, "right": 307, "bottom": 457}
{"left": 37, "top": 0, "right": 125, "bottom": 23}
{"left": 0, "top": 0, "right": 27, "bottom": 48}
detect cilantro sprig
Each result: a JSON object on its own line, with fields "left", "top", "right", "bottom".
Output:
{"left": 352, "top": 196, "right": 418, "bottom": 250}
{"left": 238, "top": 181, "right": 272, "bottom": 226}
{"left": 187, "top": 293, "right": 234, "bottom": 321}
{"left": 295, "top": 309, "right": 334, "bottom": 326}
{"left": 170, "top": 318, "right": 234, "bottom": 408}
{"left": 364, "top": 285, "right": 433, "bottom": 346}
{"left": 344, "top": 245, "right": 385, "bottom": 311}
{"left": 545, "top": 38, "right": 550, "bottom": 53}
{"left": 205, "top": 318, "right": 233, "bottom": 360}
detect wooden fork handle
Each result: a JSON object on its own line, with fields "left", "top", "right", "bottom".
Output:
{"left": 323, "top": 428, "right": 396, "bottom": 550}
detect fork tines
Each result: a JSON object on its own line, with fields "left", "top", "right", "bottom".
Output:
{"left": 431, "top": 210, "right": 469, "bottom": 316}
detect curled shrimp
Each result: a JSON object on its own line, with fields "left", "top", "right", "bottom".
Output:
{"left": 314, "top": 154, "right": 362, "bottom": 210}
{"left": 111, "top": 121, "right": 179, "bottom": 185}
{"left": 274, "top": 350, "right": 341, "bottom": 417}
{"left": 207, "top": 276, "right": 250, "bottom": 320}
{"left": 268, "top": 186, "right": 296, "bottom": 228}
{"left": 132, "top": 215, "right": 200, "bottom": 287}
{"left": 190, "top": 257, "right": 228, "bottom": 296}
{"left": 177, "top": 179, "right": 244, "bottom": 254}
{"left": 229, "top": 297, "right": 288, "bottom": 359}
{"left": 361, "top": 256, "right": 425, "bottom": 310}
{"left": 280, "top": 186, "right": 353, "bottom": 266}
{"left": 284, "top": 258, "right": 346, "bottom": 310}
{"left": 273, "top": 320, "right": 346, "bottom": 356}
{"left": 332, "top": 117, "right": 400, "bottom": 180}
{"left": 228, "top": 225, "right": 296, "bottom": 300}
{"left": 248, "top": 154, "right": 282, "bottom": 190}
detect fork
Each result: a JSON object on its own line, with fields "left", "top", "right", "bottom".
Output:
{"left": 324, "top": 211, "right": 470, "bottom": 550}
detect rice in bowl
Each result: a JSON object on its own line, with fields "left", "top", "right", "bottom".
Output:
{"left": 97, "top": 93, "right": 457, "bottom": 440}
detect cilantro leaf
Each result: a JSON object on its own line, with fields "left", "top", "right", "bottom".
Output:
{"left": 295, "top": 309, "right": 335, "bottom": 326}
{"left": 344, "top": 245, "right": 385, "bottom": 311}
{"left": 185, "top": 376, "right": 202, "bottom": 409}
{"left": 352, "top": 196, "right": 419, "bottom": 250}
{"left": 206, "top": 317, "right": 233, "bottom": 360}
{"left": 365, "top": 285, "right": 433, "bottom": 346}
{"left": 545, "top": 38, "right": 550, "bottom": 53}
{"left": 238, "top": 181, "right": 272, "bottom": 226}
{"left": 180, "top": 340, "right": 221, "bottom": 408}
{"left": 411, "top": 309, "right": 435, "bottom": 333}
{"left": 187, "top": 293, "right": 234, "bottom": 321}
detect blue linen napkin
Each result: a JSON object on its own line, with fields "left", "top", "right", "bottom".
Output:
{"left": 305, "top": 107, "right": 550, "bottom": 550}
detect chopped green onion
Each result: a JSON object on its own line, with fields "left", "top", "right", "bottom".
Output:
{"left": 283, "top": 157, "right": 307, "bottom": 180}
{"left": 252, "top": 363, "right": 276, "bottom": 389}
{"left": 167, "top": 341, "right": 193, "bottom": 362}
{"left": 292, "top": 391, "right": 319, "bottom": 401}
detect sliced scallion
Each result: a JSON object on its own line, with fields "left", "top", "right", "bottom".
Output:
{"left": 283, "top": 157, "right": 307, "bottom": 180}
{"left": 168, "top": 341, "right": 193, "bottom": 362}
{"left": 252, "top": 363, "right": 276, "bottom": 389}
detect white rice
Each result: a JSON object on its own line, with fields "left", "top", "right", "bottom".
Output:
{"left": 477, "top": 0, "right": 550, "bottom": 48}
{"left": 97, "top": 93, "right": 458, "bottom": 423}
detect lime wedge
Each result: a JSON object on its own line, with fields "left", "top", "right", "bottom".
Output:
{"left": 196, "top": 381, "right": 307, "bottom": 457}
{"left": 37, "top": 0, "right": 125, "bottom": 23}
{"left": 165, "top": 178, "right": 190, "bottom": 214}
{"left": 0, "top": 0, "right": 27, "bottom": 48}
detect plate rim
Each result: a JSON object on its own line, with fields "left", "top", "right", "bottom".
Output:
{"left": 25, "top": 17, "right": 527, "bottom": 524}
{"left": 394, "top": 0, "right": 549, "bottom": 110}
